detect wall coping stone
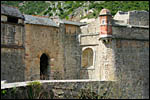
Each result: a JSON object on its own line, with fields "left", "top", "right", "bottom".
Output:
{"left": 113, "top": 24, "right": 149, "bottom": 29}
{"left": 1, "top": 79, "right": 116, "bottom": 89}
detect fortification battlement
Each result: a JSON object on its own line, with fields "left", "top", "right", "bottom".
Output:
{"left": 113, "top": 10, "right": 149, "bottom": 26}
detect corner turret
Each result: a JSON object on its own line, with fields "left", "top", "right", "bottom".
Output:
{"left": 99, "top": 8, "right": 112, "bottom": 43}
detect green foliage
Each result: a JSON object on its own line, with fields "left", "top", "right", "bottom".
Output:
{"left": 27, "top": 81, "right": 41, "bottom": 86}
{"left": 1, "top": 1, "right": 149, "bottom": 19}
{"left": 27, "top": 81, "right": 44, "bottom": 99}
{"left": 1, "top": 1, "right": 22, "bottom": 7}
{"left": 94, "top": 1, "right": 149, "bottom": 15}
{"left": 1, "top": 90, "right": 7, "bottom": 95}
{"left": 1, "top": 82, "right": 53, "bottom": 99}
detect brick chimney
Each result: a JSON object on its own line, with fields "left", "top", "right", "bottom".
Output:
{"left": 99, "top": 9, "right": 112, "bottom": 43}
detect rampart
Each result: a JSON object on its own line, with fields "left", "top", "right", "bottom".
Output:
{"left": 2, "top": 80, "right": 147, "bottom": 99}
{"left": 1, "top": 5, "right": 149, "bottom": 99}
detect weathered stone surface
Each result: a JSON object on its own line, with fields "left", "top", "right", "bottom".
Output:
{"left": 80, "top": 9, "right": 149, "bottom": 99}
{"left": 1, "top": 6, "right": 149, "bottom": 99}
{"left": 1, "top": 15, "right": 25, "bottom": 83}
{"left": 113, "top": 10, "right": 149, "bottom": 26}
{"left": 129, "top": 11, "right": 149, "bottom": 26}
{"left": 1, "top": 80, "right": 148, "bottom": 99}
{"left": 1, "top": 48, "right": 25, "bottom": 82}
{"left": 1, "top": 15, "right": 7, "bottom": 22}
{"left": 113, "top": 40, "right": 149, "bottom": 99}
{"left": 80, "top": 17, "right": 100, "bottom": 34}
{"left": 24, "top": 23, "right": 81, "bottom": 80}
{"left": 112, "top": 26, "right": 149, "bottom": 40}
{"left": 24, "top": 24, "right": 63, "bottom": 80}
{"left": 1, "top": 23, "right": 24, "bottom": 46}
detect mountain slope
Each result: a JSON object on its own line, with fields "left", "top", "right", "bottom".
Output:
{"left": 1, "top": 1, "right": 149, "bottom": 21}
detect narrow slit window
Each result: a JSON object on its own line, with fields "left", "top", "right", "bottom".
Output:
{"left": 101, "top": 19, "right": 106, "bottom": 25}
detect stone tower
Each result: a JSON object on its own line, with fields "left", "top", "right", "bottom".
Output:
{"left": 99, "top": 8, "right": 112, "bottom": 42}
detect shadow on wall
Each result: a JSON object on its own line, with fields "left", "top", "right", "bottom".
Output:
{"left": 113, "top": 39, "right": 149, "bottom": 98}
{"left": 1, "top": 51, "right": 25, "bottom": 83}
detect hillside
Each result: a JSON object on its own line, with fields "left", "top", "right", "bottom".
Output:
{"left": 1, "top": 1, "right": 149, "bottom": 21}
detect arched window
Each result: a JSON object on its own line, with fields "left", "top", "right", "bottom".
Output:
{"left": 82, "top": 48, "right": 94, "bottom": 68}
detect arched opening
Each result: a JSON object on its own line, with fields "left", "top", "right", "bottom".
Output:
{"left": 40, "top": 53, "right": 49, "bottom": 80}
{"left": 82, "top": 48, "right": 94, "bottom": 68}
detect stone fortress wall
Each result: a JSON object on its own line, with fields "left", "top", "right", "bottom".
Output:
{"left": 24, "top": 17, "right": 82, "bottom": 81}
{"left": 1, "top": 5, "right": 84, "bottom": 82}
{"left": 79, "top": 9, "right": 149, "bottom": 98}
{"left": 1, "top": 4, "right": 149, "bottom": 99}
{"left": 1, "top": 5, "right": 25, "bottom": 82}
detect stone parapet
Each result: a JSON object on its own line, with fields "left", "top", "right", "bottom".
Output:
{"left": 1, "top": 79, "right": 148, "bottom": 99}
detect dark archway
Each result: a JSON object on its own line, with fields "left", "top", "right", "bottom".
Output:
{"left": 40, "top": 53, "right": 49, "bottom": 80}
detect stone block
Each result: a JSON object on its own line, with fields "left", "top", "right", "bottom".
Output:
{"left": 18, "top": 19, "right": 24, "bottom": 24}
{"left": 1, "top": 15, "right": 7, "bottom": 22}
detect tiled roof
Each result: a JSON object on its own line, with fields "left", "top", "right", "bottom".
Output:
{"left": 24, "top": 15, "right": 59, "bottom": 27}
{"left": 99, "top": 8, "right": 111, "bottom": 16}
{"left": 60, "top": 20, "right": 87, "bottom": 26}
{"left": 1, "top": 4, "right": 24, "bottom": 19}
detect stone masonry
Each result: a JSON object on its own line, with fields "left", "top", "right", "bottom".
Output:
{"left": 79, "top": 9, "right": 149, "bottom": 98}
{"left": 1, "top": 5, "right": 25, "bottom": 82}
{"left": 1, "top": 4, "right": 149, "bottom": 99}
{"left": 1, "top": 5, "right": 84, "bottom": 82}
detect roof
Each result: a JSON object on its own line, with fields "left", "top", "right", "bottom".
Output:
{"left": 24, "top": 15, "right": 59, "bottom": 27}
{"left": 1, "top": 4, "right": 24, "bottom": 19}
{"left": 99, "top": 8, "right": 111, "bottom": 16}
{"left": 60, "top": 20, "right": 87, "bottom": 26}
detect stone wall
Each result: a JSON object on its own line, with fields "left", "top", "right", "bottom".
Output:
{"left": 1, "top": 48, "right": 25, "bottom": 82}
{"left": 113, "top": 11, "right": 129, "bottom": 24}
{"left": 1, "top": 22, "right": 25, "bottom": 82}
{"left": 24, "top": 24, "right": 65, "bottom": 80}
{"left": 113, "top": 11, "right": 149, "bottom": 26}
{"left": 80, "top": 25, "right": 149, "bottom": 97}
{"left": 78, "top": 23, "right": 150, "bottom": 98}
{"left": 24, "top": 23, "right": 82, "bottom": 80}
{"left": 78, "top": 33, "right": 149, "bottom": 99}
{"left": 80, "top": 35, "right": 99, "bottom": 79}
{"left": 112, "top": 39, "right": 149, "bottom": 98}
{"left": 79, "top": 11, "right": 149, "bottom": 98}
{"left": 60, "top": 24, "right": 81, "bottom": 79}
{"left": 1, "top": 17, "right": 82, "bottom": 82}
{"left": 80, "top": 18, "right": 101, "bottom": 80}
{"left": 129, "top": 11, "right": 149, "bottom": 26}
{"left": 112, "top": 25, "right": 149, "bottom": 98}
{"left": 112, "top": 26, "right": 149, "bottom": 40}
{"left": 79, "top": 17, "right": 115, "bottom": 80}
{"left": 1, "top": 80, "right": 148, "bottom": 99}
{"left": 1, "top": 22, "right": 25, "bottom": 46}
{"left": 79, "top": 34, "right": 116, "bottom": 81}
{"left": 80, "top": 17, "right": 100, "bottom": 34}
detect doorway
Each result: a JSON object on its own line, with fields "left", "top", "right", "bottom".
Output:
{"left": 40, "top": 53, "right": 49, "bottom": 80}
